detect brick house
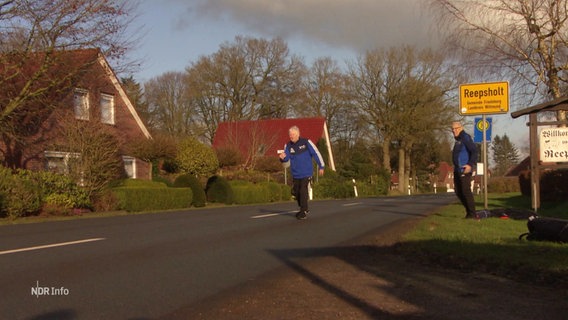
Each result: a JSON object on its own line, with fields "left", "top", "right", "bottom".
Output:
{"left": 0, "top": 48, "right": 152, "bottom": 179}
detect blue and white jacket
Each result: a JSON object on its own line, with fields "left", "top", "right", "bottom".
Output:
{"left": 281, "top": 137, "right": 325, "bottom": 179}
{"left": 452, "top": 130, "right": 477, "bottom": 173}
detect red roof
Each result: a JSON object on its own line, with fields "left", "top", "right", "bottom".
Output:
{"left": 213, "top": 117, "right": 327, "bottom": 157}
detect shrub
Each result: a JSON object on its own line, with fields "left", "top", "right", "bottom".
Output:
{"left": 0, "top": 167, "right": 90, "bottom": 217}
{"left": 540, "top": 169, "right": 568, "bottom": 201}
{"left": 152, "top": 175, "right": 173, "bottom": 187}
{"left": 258, "top": 181, "right": 283, "bottom": 202}
{"left": 174, "top": 174, "right": 207, "bottom": 207}
{"left": 32, "top": 171, "right": 91, "bottom": 209}
{"left": 206, "top": 175, "right": 234, "bottom": 204}
{"left": 112, "top": 187, "right": 192, "bottom": 212}
{"left": 313, "top": 176, "right": 354, "bottom": 199}
{"left": 176, "top": 137, "right": 219, "bottom": 176}
{"left": 229, "top": 180, "right": 285, "bottom": 205}
{"left": 115, "top": 179, "right": 168, "bottom": 188}
{"left": 488, "top": 176, "right": 520, "bottom": 193}
{"left": 231, "top": 184, "right": 266, "bottom": 204}
{"left": 255, "top": 156, "right": 282, "bottom": 172}
{"left": 0, "top": 168, "right": 42, "bottom": 218}
{"left": 215, "top": 145, "right": 243, "bottom": 168}
{"left": 91, "top": 189, "right": 120, "bottom": 212}
{"left": 519, "top": 169, "right": 568, "bottom": 202}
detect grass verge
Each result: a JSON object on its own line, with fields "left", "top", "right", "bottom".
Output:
{"left": 398, "top": 193, "right": 568, "bottom": 287}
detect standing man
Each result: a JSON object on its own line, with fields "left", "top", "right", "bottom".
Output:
{"left": 452, "top": 121, "right": 478, "bottom": 219}
{"left": 279, "top": 125, "right": 325, "bottom": 220}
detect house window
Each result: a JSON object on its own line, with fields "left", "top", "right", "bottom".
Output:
{"left": 74, "top": 88, "right": 89, "bottom": 120}
{"left": 45, "top": 151, "right": 79, "bottom": 174}
{"left": 100, "top": 93, "right": 115, "bottom": 124}
{"left": 123, "top": 156, "right": 136, "bottom": 178}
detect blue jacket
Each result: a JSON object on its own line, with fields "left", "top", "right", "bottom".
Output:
{"left": 281, "top": 137, "right": 325, "bottom": 179}
{"left": 452, "top": 130, "right": 477, "bottom": 173}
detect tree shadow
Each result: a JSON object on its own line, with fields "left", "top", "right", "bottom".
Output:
{"left": 267, "top": 240, "right": 568, "bottom": 319}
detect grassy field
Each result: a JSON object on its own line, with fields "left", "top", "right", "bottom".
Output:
{"left": 399, "top": 193, "right": 568, "bottom": 286}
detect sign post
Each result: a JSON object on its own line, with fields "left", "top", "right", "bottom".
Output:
{"left": 459, "top": 82, "right": 509, "bottom": 209}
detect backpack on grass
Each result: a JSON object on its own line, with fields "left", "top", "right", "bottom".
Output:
{"left": 519, "top": 216, "right": 568, "bottom": 243}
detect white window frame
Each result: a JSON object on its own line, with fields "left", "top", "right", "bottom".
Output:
{"left": 74, "top": 88, "right": 89, "bottom": 120}
{"left": 44, "top": 151, "right": 80, "bottom": 174}
{"left": 100, "top": 93, "right": 115, "bottom": 125}
{"left": 123, "top": 156, "right": 136, "bottom": 179}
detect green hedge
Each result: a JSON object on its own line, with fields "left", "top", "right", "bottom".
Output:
{"left": 488, "top": 176, "right": 520, "bottom": 193}
{"left": 206, "top": 175, "right": 234, "bottom": 204}
{"left": 174, "top": 174, "right": 206, "bottom": 207}
{"left": 229, "top": 181, "right": 287, "bottom": 204}
{"left": 312, "top": 175, "right": 388, "bottom": 199}
{"left": 112, "top": 187, "right": 192, "bottom": 212}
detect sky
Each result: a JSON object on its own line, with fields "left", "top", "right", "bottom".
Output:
{"left": 128, "top": 0, "right": 530, "bottom": 154}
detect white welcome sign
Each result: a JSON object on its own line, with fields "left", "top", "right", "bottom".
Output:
{"left": 540, "top": 127, "right": 568, "bottom": 162}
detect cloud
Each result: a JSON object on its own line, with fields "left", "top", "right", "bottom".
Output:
{"left": 180, "top": 0, "right": 440, "bottom": 54}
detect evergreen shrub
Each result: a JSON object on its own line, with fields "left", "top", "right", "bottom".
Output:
{"left": 112, "top": 187, "right": 192, "bottom": 212}
{"left": 174, "top": 174, "right": 206, "bottom": 207}
{"left": 206, "top": 175, "right": 234, "bottom": 204}
{"left": 229, "top": 180, "right": 285, "bottom": 205}
{"left": 488, "top": 176, "right": 520, "bottom": 193}
{"left": 519, "top": 169, "right": 568, "bottom": 202}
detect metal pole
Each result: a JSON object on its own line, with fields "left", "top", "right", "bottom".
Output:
{"left": 482, "top": 114, "right": 488, "bottom": 209}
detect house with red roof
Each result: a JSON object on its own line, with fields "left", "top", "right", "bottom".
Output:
{"left": 0, "top": 48, "right": 152, "bottom": 179}
{"left": 212, "top": 117, "right": 335, "bottom": 171}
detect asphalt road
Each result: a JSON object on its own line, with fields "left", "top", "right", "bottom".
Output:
{"left": 0, "top": 194, "right": 456, "bottom": 320}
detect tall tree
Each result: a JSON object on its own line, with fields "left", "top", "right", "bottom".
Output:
{"left": 299, "top": 57, "right": 354, "bottom": 141}
{"left": 185, "top": 36, "right": 305, "bottom": 143}
{"left": 491, "top": 134, "right": 520, "bottom": 176}
{"left": 144, "top": 72, "right": 199, "bottom": 138}
{"left": 431, "top": 0, "right": 568, "bottom": 122}
{"left": 349, "top": 46, "right": 455, "bottom": 191}
{"left": 121, "top": 76, "right": 148, "bottom": 126}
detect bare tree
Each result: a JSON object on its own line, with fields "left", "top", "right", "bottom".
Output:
{"left": 144, "top": 72, "right": 198, "bottom": 138}
{"left": 54, "top": 115, "right": 124, "bottom": 199}
{"left": 299, "top": 57, "right": 355, "bottom": 142}
{"left": 185, "top": 36, "right": 306, "bottom": 143}
{"left": 430, "top": 0, "right": 568, "bottom": 122}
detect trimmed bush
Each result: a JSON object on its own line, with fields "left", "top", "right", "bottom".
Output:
{"left": 206, "top": 175, "right": 234, "bottom": 204}
{"left": 115, "top": 179, "right": 168, "bottom": 188}
{"left": 174, "top": 174, "right": 207, "bottom": 207}
{"left": 488, "top": 176, "right": 520, "bottom": 193}
{"left": 152, "top": 175, "right": 173, "bottom": 187}
{"left": 519, "top": 169, "right": 568, "bottom": 202}
{"left": 258, "top": 181, "right": 283, "bottom": 202}
{"left": 112, "top": 187, "right": 192, "bottom": 212}
{"left": 229, "top": 180, "right": 285, "bottom": 205}
{"left": 313, "top": 177, "right": 354, "bottom": 199}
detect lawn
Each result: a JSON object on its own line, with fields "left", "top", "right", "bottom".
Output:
{"left": 399, "top": 193, "right": 568, "bottom": 286}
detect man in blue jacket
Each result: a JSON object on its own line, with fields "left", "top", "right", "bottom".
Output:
{"left": 279, "top": 126, "right": 325, "bottom": 220}
{"left": 452, "top": 121, "right": 478, "bottom": 219}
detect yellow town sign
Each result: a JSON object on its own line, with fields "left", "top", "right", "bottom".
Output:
{"left": 459, "top": 82, "right": 509, "bottom": 115}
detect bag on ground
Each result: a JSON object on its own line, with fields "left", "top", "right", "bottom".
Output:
{"left": 519, "top": 216, "right": 568, "bottom": 243}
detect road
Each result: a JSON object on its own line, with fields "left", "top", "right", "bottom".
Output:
{"left": 0, "top": 194, "right": 456, "bottom": 320}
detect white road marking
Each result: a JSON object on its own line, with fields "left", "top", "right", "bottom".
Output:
{"left": 251, "top": 211, "right": 297, "bottom": 219}
{"left": 343, "top": 202, "right": 362, "bottom": 206}
{"left": 0, "top": 238, "right": 106, "bottom": 255}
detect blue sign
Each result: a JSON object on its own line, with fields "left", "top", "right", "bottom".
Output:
{"left": 474, "top": 117, "right": 492, "bottom": 143}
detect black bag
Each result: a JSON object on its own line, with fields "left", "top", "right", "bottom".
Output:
{"left": 519, "top": 216, "right": 568, "bottom": 243}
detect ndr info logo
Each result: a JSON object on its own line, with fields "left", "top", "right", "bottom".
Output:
{"left": 31, "top": 281, "right": 70, "bottom": 298}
